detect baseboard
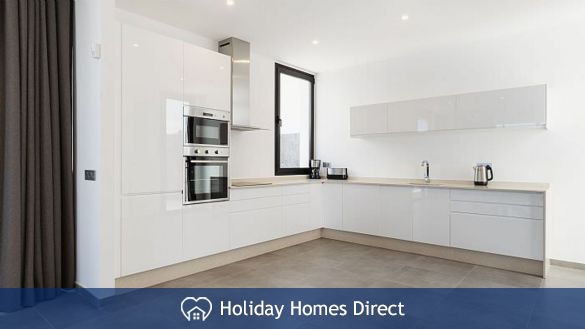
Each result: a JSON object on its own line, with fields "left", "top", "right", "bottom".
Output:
{"left": 115, "top": 229, "right": 321, "bottom": 288}
{"left": 549, "top": 259, "right": 585, "bottom": 271}
{"left": 322, "top": 229, "right": 544, "bottom": 277}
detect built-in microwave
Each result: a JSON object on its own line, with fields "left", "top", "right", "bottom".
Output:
{"left": 183, "top": 146, "right": 229, "bottom": 205}
{"left": 184, "top": 106, "right": 230, "bottom": 147}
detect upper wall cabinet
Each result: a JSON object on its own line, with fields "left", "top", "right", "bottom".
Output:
{"left": 121, "top": 25, "right": 183, "bottom": 195}
{"left": 183, "top": 43, "right": 231, "bottom": 111}
{"left": 387, "top": 96, "right": 456, "bottom": 133}
{"left": 455, "top": 85, "right": 546, "bottom": 129}
{"left": 350, "top": 103, "right": 387, "bottom": 135}
{"left": 350, "top": 85, "right": 546, "bottom": 136}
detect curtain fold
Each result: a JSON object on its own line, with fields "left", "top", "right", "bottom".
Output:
{"left": 0, "top": 0, "right": 75, "bottom": 305}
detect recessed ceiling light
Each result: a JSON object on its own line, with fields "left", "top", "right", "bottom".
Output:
{"left": 401, "top": 14, "right": 409, "bottom": 21}
{"left": 132, "top": 43, "right": 140, "bottom": 48}
{"left": 312, "top": 39, "right": 320, "bottom": 45}
{"left": 226, "top": 0, "right": 235, "bottom": 6}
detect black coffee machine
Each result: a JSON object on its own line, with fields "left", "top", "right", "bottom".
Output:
{"left": 309, "top": 159, "right": 321, "bottom": 179}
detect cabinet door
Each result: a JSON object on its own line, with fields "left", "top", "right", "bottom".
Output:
{"left": 451, "top": 213, "right": 544, "bottom": 260}
{"left": 182, "top": 202, "right": 229, "bottom": 260}
{"left": 412, "top": 188, "right": 450, "bottom": 246}
{"left": 379, "top": 186, "right": 413, "bottom": 240}
{"left": 387, "top": 96, "right": 456, "bottom": 133}
{"left": 309, "top": 183, "right": 324, "bottom": 230}
{"left": 455, "top": 85, "right": 546, "bottom": 129}
{"left": 284, "top": 202, "right": 312, "bottom": 235}
{"left": 121, "top": 193, "right": 182, "bottom": 275}
{"left": 121, "top": 25, "right": 183, "bottom": 195}
{"left": 322, "top": 183, "right": 343, "bottom": 229}
{"left": 342, "top": 184, "right": 382, "bottom": 235}
{"left": 350, "top": 103, "right": 388, "bottom": 136}
{"left": 183, "top": 43, "right": 231, "bottom": 111}
{"left": 229, "top": 207, "right": 284, "bottom": 249}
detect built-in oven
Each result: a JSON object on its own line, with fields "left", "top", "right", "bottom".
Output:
{"left": 184, "top": 106, "right": 230, "bottom": 147}
{"left": 184, "top": 146, "right": 230, "bottom": 205}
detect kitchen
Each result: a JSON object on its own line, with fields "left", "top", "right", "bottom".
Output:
{"left": 70, "top": 0, "right": 585, "bottom": 290}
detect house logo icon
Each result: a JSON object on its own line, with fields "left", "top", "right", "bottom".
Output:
{"left": 181, "top": 297, "right": 213, "bottom": 322}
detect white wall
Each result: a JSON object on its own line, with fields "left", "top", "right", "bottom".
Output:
{"left": 316, "top": 17, "right": 585, "bottom": 264}
{"left": 75, "top": 0, "right": 102, "bottom": 288}
{"left": 75, "top": 0, "right": 118, "bottom": 291}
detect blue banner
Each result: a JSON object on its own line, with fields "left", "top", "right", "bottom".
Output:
{"left": 1, "top": 288, "right": 584, "bottom": 328}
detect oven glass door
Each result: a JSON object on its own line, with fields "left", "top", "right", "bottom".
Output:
{"left": 185, "top": 116, "right": 229, "bottom": 146}
{"left": 186, "top": 160, "right": 229, "bottom": 203}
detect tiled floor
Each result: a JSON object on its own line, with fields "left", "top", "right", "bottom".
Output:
{"left": 155, "top": 238, "right": 585, "bottom": 288}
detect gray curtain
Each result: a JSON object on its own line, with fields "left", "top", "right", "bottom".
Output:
{"left": 0, "top": 0, "right": 75, "bottom": 296}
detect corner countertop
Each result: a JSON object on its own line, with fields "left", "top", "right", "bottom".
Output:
{"left": 230, "top": 176, "right": 549, "bottom": 193}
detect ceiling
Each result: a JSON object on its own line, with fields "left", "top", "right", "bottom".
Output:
{"left": 116, "top": 0, "right": 585, "bottom": 72}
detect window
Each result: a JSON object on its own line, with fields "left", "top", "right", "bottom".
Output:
{"left": 275, "top": 63, "right": 315, "bottom": 176}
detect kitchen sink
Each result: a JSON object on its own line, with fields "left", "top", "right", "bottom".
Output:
{"left": 408, "top": 182, "right": 444, "bottom": 187}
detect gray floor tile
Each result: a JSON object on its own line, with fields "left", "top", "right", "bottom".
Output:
{"left": 153, "top": 238, "right": 585, "bottom": 289}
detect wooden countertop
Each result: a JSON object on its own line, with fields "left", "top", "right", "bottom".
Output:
{"left": 230, "top": 176, "right": 549, "bottom": 193}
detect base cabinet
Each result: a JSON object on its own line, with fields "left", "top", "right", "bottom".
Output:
{"left": 119, "top": 183, "right": 546, "bottom": 277}
{"left": 342, "top": 184, "right": 382, "bottom": 235}
{"left": 182, "top": 202, "right": 230, "bottom": 260}
{"left": 284, "top": 202, "right": 312, "bottom": 235}
{"left": 309, "top": 183, "right": 324, "bottom": 230}
{"left": 322, "top": 183, "right": 343, "bottom": 229}
{"left": 121, "top": 193, "right": 182, "bottom": 276}
{"left": 451, "top": 213, "right": 544, "bottom": 260}
{"left": 412, "top": 188, "right": 450, "bottom": 246}
{"left": 229, "top": 207, "right": 284, "bottom": 249}
{"left": 379, "top": 186, "right": 413, "bottom": 240}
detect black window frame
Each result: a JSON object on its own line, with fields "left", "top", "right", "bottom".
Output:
{"left": 274, "top": 63, "right": 315, "bottom": 176}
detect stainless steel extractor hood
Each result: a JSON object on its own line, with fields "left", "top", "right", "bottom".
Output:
{"left": 218, "top": 37, "right": 263, "bottom": 131}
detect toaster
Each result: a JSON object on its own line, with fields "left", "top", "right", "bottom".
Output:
{"left": 327, "top": 168, "right": 348, "bottom": 180}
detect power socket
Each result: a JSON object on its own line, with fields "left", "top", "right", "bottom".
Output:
{"left": 85, "top": 170, "right": 96, "bottom": 181}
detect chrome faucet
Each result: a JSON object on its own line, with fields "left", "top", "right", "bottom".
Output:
{"left": 421, "top": 160, "right": 430, "bottom": 183}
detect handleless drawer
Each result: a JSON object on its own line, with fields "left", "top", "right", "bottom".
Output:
{"left": 450, "top": 189, "right": 544, "bottom": 207}
{"left": 451, "top": 212, "right": 544, "bottom": 260}
{"left": 283, "top": 184, "right": 310, "bottom": 195}
{"left": 227, "top": 196, "right": 282, "bottom": 213}
{"left": 284, "top": 193, "right": 310, "bottom": 205}
{"left": 230, "top": 186, "right": 282, "bottom": 201}
{"left": 451, "top": 201, "right": 543, "bottom": 220}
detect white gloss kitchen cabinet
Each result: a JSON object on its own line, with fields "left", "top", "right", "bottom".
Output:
{"left": 322, "top": 183, "right": 343, "bottom": 229}
{"left": 350, "top": 85, "right": 546, "bottom": 136}
{"left": 183, "top": 43, "right": 232, "bottom": 111}
{"left": 342, "top": 184, "right": 383, "bottom": 236}
{"left": 379, "top": 186, "right": 413, "bottom": 241}
{"left": 228, "top": 186, "right": 285, "bottom": 249}
{"left": 121, "top": 193, "right": 183, "bottom": 276}
{"left": 349, "top": 103, "right": 387, "bottom": 136}
{"left": 228, "top": 184, "right": 324, "bottom": 249}
{"left": 386, "top": 96, "right": 456, "bottom": 133}
{"left": 411, "top": 188, "right": 450, "bottom": 246}
{"left": 182, "top": 202, "right": 230, "bottom": 260}
{"left": 340, "top": 184, "right": 449, "bottom": 246}
{"left": 450, "top": 189, "right": 544, "bottom": 260}
{"left": 121, "top": 25, "right": 183, "bottom": 195}
{"left": 283, "top": 184, "right": 319, "bottom": 235}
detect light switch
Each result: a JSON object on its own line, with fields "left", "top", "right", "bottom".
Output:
{"left": 90, "top": 43, "right": 101, "bottom": 59}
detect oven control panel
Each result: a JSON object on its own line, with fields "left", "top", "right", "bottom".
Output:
{"left": 184, "top": 146, "right": 230, "bottom": 157}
